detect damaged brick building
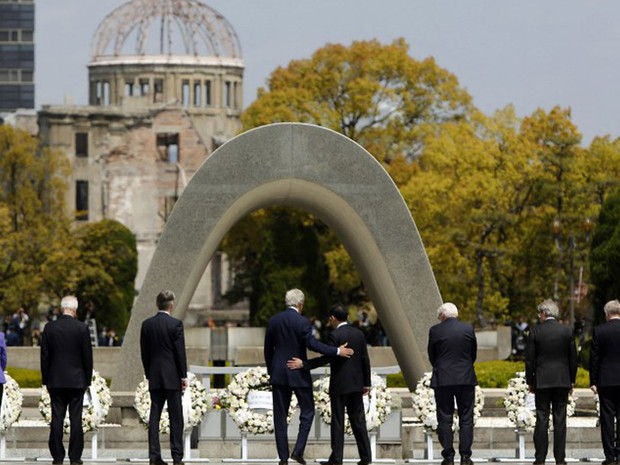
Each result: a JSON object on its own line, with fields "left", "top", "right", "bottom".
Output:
{"left": 38, "top": 0, "right": 245, "bottom": 324}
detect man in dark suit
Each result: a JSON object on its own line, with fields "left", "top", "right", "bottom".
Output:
{"left": 265, "top": 289, "right": 354, "bottom": 465}
{"left": 40, "top": 295, "right": 93, "bottom": 465}
{"left": 428, "top": 302, "right": 478, "bottom": 465}
{"left": 589, "top": 299, "right": 620, "bottom": 465}
{"left": 525, "top": 299, "right": 578, "bottom": 465}
{"left": 140, "top": 290, "right": 188, "bottom": 465}
{"left": 287, "top": 305, "right": 372, "bottom": 465}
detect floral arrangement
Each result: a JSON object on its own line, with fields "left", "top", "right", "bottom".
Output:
{"left": 40, "top": 371, "right": 112, "bottom": 433}
{"left": 411, "top": 372, "right": 485, "bottom": 432}
{"left": 504, "top": 372, "right": 577, "bottom": 432}
{"left": 134, "top": 372, "right": 209, "bottom": 434}
{"left": 218, "top": 366, "right": 297, "bottom": 435}
{"left": 314, "top": 372, "right": 393, "bottom": 435}
{"left": 504, "top": 372, "right": 536, "bottom": 432}
{"left": 595, "top": 394, "right": 600, "bottom": 427}
{"left": 0, "top": 373, "right": 23, "bottom": 432}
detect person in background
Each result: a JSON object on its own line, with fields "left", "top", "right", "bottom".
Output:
{"left": 589, "top": 299, "right": 620, "bottom": 465}
{"left": 0, "top": 330, "right": 7, "bottom": 412}
{"left": 525, "top": 299, "right": 578, "bottom": 465}
{"left": 428, "top": 302, "right": 478, "bottom": 465}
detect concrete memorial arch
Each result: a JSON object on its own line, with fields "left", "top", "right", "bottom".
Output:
{"left": 113, "top": 123, "right": 443, "bottom": 391}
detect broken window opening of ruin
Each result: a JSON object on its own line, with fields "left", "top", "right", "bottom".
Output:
{"left": 75, "top": 180, "right": 89, "bottom": 221}
{"left": 75, "top": 132, "right": 88, "bottom": 157}
{"left": 156, "top": 133, "right": 180, "bottom": 163}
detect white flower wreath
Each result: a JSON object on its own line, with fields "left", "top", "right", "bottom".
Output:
{"left": 504, "top": 372, "right": 536, "bottom": 432}
{"left": 40, "top": 371, "right": 112, "bottom": 433}
{"left": 134, "top": 372, "right": 209, "bottom": 434}
{"left": 219, "top": 366, "right": 297, "bottom": 435}
{"left": 504, "top": 371, "right": 577, "bottom": 432}
{"left": 411, "top": 372, "right": 485, "bottom": 432}
{"left": 0, "top": 373, "right": 23, "bottom": 432}
{"left": 314, "top": 372, "right": 392, "bottom": 435}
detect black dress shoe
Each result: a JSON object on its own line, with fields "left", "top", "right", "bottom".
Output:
{"left": 358, "top": 461, "right": 371, "bottom": 465}
{"left": 532, "top": 462, "right": 545, "bottom": 465}
{"left": 279, "top": 461, "right": 288, "bottom": 465}
{"left": 441, "top": 459, "right": 454, "bottom": 465}
{"left": 52, "top": 462, "right": 63, "bottom": 465}
{"left": 291, "top": 453, "right": 306, "bottom": 465}
{"left": 150, "top": 461, "right": 168, "bottom": 465}
{"left": 461, "top": 459, "right": 474, "bottom": 465}
{"left": 601, "top": 461, "right": 615, "bottom": 465}
{"left": 173, "top": 462, "right": 184, "bottom": 465}
{"left": 320, "top": 462, "right": 343, "bottom": 465}
{"left": 70, "top": 461, "right": 83, "bottom": 465}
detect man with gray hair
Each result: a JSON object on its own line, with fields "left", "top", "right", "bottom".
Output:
{"left": 265, "top": 288, "right": 354, "bottom": 465}
{"left": 40, "top": 295, "right": 93, "bottom": 465}
{"left": 525, "top": 299, "right": 578, "bottom": 465}
{"left": 428, "top": 302, "right": 478, "bottom": 465}
{"left": 589, "top": 299, "right": 620, "bottom": 465}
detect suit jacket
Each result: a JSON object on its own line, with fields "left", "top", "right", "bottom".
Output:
{"left": 0, "top": 332, "right": 6, "bottom": 384}
{"left": 590, "top": 318, "right": 620, "bottom": 387}
{"left": 140, "top": 311, "right": 188, "bottom": 390}
{"left": 306, "top": 323, "right": 371, "bottom": 395}
{"left": 525, "top": 318, "right": 578, "bottom": 389}
{"left": 264, "top": 307, "right": 338, "bottom": 388}
{"left": 428, "top": 317, "right": 478, "bottom": 388}
{"left": 40, "top": 314, "right": 93, "bottom": 389}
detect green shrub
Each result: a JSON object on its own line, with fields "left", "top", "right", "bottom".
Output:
{"left": 7, "top": 367, "right": 42, "bottom": 388}
{"left": 575, "top": 367, "right": 589, "bottom": 388}
{"left": 475, "top": 360, "right": 525, "bottom": 387}
{"left": 385, "top": 360, "right": 590, "bottom": 390}
{"left": 386, "top": 372, "right": 407, "bottom": 388}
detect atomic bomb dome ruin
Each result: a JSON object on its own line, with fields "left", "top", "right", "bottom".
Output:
{"left": 38, "top": 0, "right": 245, "bottom": 322}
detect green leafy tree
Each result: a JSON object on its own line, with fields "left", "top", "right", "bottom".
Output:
{"left": 225, "top": 208, "right": 329, "bottom": 326}
{"left": 590, "top": 189, "right": 620, "bottom": 324}
{"left": 73, "top": 219, "right": 138, "bottom": 333}
{"left": 228, "top": 39, "right": 474, "bottom": 323}
{"left": 0, "top": 125, "right": 73, "bottom": 313}
{"left": 243, "top": 38, "right": 473, "bottom": 172}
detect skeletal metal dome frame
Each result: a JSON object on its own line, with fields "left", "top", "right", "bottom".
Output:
{"left": 90, "top": 0, "right": 242, "bottom": 60}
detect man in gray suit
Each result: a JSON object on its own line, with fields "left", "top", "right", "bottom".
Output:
{"left": 526, "top": 299, "right": 578, "bottom": 465}
{"left": 428, "top": 302, "right": 478, "bottom": 465}
{"left": 41, "top": 295, "right": 93, "bottom": 465}
{"left": 590, "top": 299, "right": 620, "bottom": 465}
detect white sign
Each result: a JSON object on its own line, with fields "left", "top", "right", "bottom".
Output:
{"left": 248, "top": 390, "right": 273, "bottom": 410}
{"left": 525, "top": 393, "right": 536, "bottom": 411}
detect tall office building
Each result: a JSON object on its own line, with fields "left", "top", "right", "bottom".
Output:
{"left": 0, "top": 0, "right": 35, "bottom": 111}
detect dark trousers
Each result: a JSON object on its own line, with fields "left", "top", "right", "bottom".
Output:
{"left": 434, "top": 385, "right": 475, "bottom": 461}
{"left": 329, "top": 392, "right": 371, "bottom": 464}
{"left": 273, "top": 384, "right": 314, "bottom": 460}
{"left": 48, "top": 388, "right": 85, "bottom": 463}
{"left": 533, "top": 387, "right": 570, "bottom": 463}
{"left": 149, "top": 389, "right": 184, "bottom": 462}
{"left": 598, "top": 386, "right": 620, "bottom": 461}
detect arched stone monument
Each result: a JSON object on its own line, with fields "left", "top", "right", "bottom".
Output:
{"left": 113, "top": 123, "right": 442, "bottom": 391}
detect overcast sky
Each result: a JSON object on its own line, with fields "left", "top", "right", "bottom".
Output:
{"left": 36, "top": 0, "right": 620, "bottom": 145}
